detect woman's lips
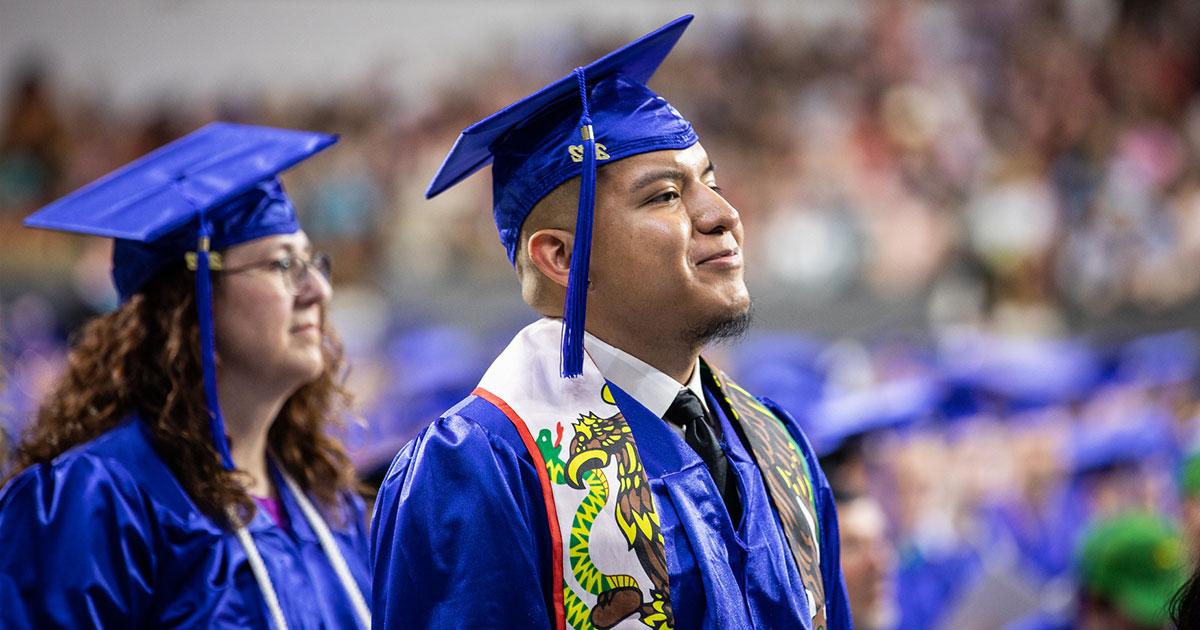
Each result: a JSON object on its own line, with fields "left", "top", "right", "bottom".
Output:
{"left": 291, "top": 323, "right": 319, "bottom": 336}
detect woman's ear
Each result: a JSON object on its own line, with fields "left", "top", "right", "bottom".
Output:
{"left": 527, "top": 228, "right": 574, "bottom": 289}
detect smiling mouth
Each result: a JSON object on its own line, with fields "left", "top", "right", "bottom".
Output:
{"left": 697, "top": 248, "right": 741, "bottom": 265}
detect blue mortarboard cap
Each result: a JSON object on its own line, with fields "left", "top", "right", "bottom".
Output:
{"left": 426, "top": 15, "right": 699, "bottom": 378}
{"left": 940, "top": 333, "right": 1099, "bottom": 412}
{"left": 812, "top": 377, "right": 940, "bottom": 456}
{"left": 25, "top": 122, "right": 335, "bottom": 299}
{"left": 1068, "top": 410, "right": 1174, "bottom": 477}
{"left": 24, "top": 122, "right": 337, "bottom": 471}
{"left": 1116, "top": 330, "right": 1199, "bottom": 387}
{"left": 732, "top": 332, "right": 828, "bottom": 422}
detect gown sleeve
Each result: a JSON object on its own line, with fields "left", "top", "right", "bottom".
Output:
{"left": 0, "top": 453, "right": 157, "bottom": 629}
{"left": 369, "top": 408, "right": 555, "bottom": 630}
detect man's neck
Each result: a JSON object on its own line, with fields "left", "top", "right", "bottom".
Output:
{"left": 583, "top": 328, "right": 709, "bottom": 420}
{"left": 584, "top": 326, "right": 700, "bottom": 385}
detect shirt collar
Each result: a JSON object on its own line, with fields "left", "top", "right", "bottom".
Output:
{"left": 584, "top": 330, "right": 708, "bottom": 418}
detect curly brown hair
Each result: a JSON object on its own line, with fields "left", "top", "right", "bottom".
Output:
{"left": 4, "top": 262, "right": 358, "bottom": 528}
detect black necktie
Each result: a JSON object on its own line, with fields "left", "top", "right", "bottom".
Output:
{"left": 664, "top": 389, "right": 741, "bottom": 524}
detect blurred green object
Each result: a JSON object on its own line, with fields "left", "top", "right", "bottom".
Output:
{"left": 1182, "top": 453, "right": 1200, "bottom": 497}
{"left": 1077, "top": 512, "right": 1186, "bottom": 627}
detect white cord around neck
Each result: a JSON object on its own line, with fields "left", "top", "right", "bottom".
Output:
{"left": 231, "top": 510, "right": 290, "bottom": 630}
{"left": 230, "top": 468, "right": 371, "bottom": 630}
{"left": 279, "top": 469, "right": 372, "bottom": 628}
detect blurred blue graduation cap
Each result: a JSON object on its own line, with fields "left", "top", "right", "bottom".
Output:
{"left": 939, "top": 333, "right": 1099, "bottom": 416}
{"left": 811, "top": 377, "right": 941, "bottom": 456}
{"left": 23, "top": 121, "right": 337, "bottom": 470}
{"left": 1067, "top": 411, "right": 1174, "bottom": 477}
{"left": 1115, "top": 330, "right": 1198, "bottom": 388}
{"left": 349, "top": 325, "right": 489, "bottom": 481}
{"left": 426, "top": 15, "right": 699, "bottom": 377}
{"left": 732, "top": 332, "right": 829, "bottom": 421}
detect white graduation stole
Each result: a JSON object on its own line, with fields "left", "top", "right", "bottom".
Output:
{"left": 476, "top": 318, "right": 673, "bottom": 630}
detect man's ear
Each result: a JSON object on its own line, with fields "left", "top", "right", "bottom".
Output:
{"left": 527, "top": 228, "right": 573, "bottom": 289}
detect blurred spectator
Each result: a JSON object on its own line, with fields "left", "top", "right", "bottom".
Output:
{"left": 0, "top": 60, "right": 66, "bottom": 216}
{"left": 838, "top": 493, "right": 899, "bottom": 630}
{"left": 1172, "top": 569, "right": 1200, "bottom": 630}
{"left": 1180, "top": 452, "right": 1200, "bottom": 562}
{"left": 1078, "top": 513, "right": 1185, "bottom": 630}
{"left": 1006, "top": 513, "right": 1185, "bottom": 630}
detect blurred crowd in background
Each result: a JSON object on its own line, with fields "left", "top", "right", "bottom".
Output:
{"left": 4, "top": 0, "right": 1200, "bottom": 628}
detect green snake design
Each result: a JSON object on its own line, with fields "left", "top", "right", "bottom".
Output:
{"left": 535, "top": 411, "right": 674, "bottom": 630}
{"left": 536, "top": 424, "right": 638, "bottom": 629}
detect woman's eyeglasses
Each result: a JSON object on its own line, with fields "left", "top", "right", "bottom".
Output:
{"left": 218, "top": 253, "right": 332, "bottom": 296}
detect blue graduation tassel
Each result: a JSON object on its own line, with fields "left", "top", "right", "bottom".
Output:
{"left": 562, "top": 68, "right": 596, "bottom": 378}
{"left": 194, "top": 223, "right": 237, "bottom": 470}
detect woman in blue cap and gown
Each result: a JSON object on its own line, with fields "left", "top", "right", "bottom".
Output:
{"left": 0, "top": 122, "right": 371, "bottom": 629}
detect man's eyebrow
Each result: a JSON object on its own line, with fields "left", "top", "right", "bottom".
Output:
{"left": 626, "top": 162, "right": 719, "bottom": 194}
{"left": 628, "top": 168, "right": 687, "bottom": 194}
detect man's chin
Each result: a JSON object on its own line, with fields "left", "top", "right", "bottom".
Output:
{"left": 684, "top": 299, "right": 754, "bottom": 348}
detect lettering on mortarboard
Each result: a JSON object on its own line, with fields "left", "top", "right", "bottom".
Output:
{"left": 569, "top": 143, "right": 611, "bottom": 163}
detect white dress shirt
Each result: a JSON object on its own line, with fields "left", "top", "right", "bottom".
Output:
{"left": 584, "top": 332, "right": 708, "bottom": 435}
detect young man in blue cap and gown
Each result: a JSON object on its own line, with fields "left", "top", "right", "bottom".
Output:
{"left": 370, "top": 16, "right": 850, "bottom": 630}
{"left": 0, "top": 123, "right": 371, "bottom": 629}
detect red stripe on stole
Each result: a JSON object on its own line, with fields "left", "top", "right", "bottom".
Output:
{"left": 472, "top": 387, "right": 566, "bottom": 630}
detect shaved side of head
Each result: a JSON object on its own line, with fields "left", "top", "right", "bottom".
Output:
{"left": 515, "top": 177, "right": 579, "bottom": 315}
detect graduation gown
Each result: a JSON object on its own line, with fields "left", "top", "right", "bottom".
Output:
{"left": 370, "top": 322, "right": 851, "bottom": 630}
{"left": 0, "top": 416, "right": 371, "bottom": 630}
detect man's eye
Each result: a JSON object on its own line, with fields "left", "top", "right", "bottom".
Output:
{"left": 708, "top": 185, "right": 724, "bottom": 195}
{"left": 648, "top": 191, "right": 680, "bottom": 204}
{"left": 271, "top": 257, "right": 293, "bottom": 272}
